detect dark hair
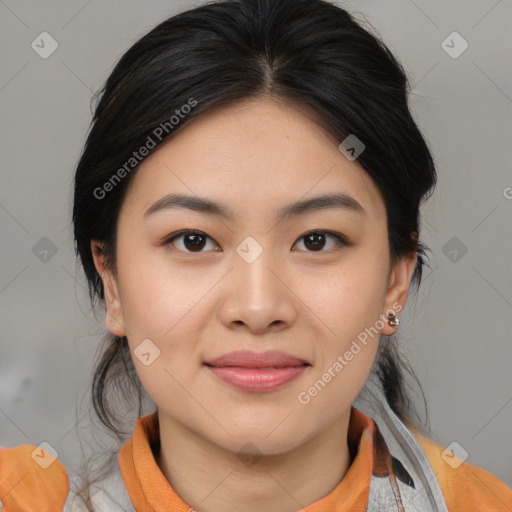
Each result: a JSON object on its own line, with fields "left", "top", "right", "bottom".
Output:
{"left": 73, "top": 0, "right": 434, "bottom": 460}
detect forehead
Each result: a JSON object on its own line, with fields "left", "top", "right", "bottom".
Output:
{"left": 122, "top": 99, "right": 385, "bottom": 223}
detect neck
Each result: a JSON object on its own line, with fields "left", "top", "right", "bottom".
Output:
{"left": 155, "top": 411, "right": 352, "bottom": 512}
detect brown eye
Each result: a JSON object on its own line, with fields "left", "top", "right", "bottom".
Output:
{"left": 165, "top": 230, "right": 220, "bottom": 253}
{"left": 293, "top": 231, "right": 346, "bottom": 252}
{"left": 164, "top": 229, "right": 347, "bottom": 254}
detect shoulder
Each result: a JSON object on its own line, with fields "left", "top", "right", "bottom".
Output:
{"left": 410, "top": 430, "right": 512, "bottom": 512}
{"left": 0, "top": 444, "right": 69, "bottom": 511}
{"left": 0, "top": 444, "right": 135, "bottom": 512}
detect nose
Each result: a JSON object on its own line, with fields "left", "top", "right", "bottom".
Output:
{"left": 218, "top": 242, "right": 298, "bottom": 335}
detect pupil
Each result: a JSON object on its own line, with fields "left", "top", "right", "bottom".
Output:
{"left": 185, "top": 233, "right": 205, "bottom": 251}
{"left": 305, "top": 233, "right": 325, "bottom": 251}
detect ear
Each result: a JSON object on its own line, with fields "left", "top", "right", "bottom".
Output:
{"left": 380, "top": 251, "right": 417, "bottom": 336}
{"left": 90, "top": 240, "right": 127, "bottom": 336}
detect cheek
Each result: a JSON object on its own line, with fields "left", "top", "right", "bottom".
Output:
{"left": 296, "top": 260, "right": 387, "bottom": 419}
{"left": 116, "top": 244, "right": 207, "bottom": 336}
{"left": 301, "top": 255, "right": 389, "bottom": 406}
{"left": 311, "top": 249, "right": 389, "bottom": 335}
{"left": 116, "top": 259, "right": 208, "bottom": 408}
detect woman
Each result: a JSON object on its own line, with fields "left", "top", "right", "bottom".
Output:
{"left": 1, "top": 0, "right": 510, "bottom": 510}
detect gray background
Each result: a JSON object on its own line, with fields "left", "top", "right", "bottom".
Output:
{"left": 1, "top": 0, "right": 511, "bottom": 488}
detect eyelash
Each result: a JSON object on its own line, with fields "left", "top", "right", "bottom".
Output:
{"left": 163, "top": 229, "right": 349, "bottom": 254}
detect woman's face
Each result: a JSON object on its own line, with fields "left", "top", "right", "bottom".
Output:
{"left": 93, "top": 98, "right": 415, "bottom": 455}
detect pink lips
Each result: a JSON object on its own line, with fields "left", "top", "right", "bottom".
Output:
{"left": 204, "top": 350, "right": 310, "bottom": 392}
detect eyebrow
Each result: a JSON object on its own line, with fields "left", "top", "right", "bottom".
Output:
{"left": 143, "top": 192, "right": 365, "bottom": 221}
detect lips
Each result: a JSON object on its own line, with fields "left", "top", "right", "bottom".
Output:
{"left": 204, "top": 350, "right": 310, "bottom": 368}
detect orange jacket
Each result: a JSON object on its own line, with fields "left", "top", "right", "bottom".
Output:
{"left": 1, "top": 408, "right": 511, "bottom": 511}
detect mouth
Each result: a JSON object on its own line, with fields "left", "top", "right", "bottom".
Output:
{"left": 204, "top": 350, "right": 311, "bottom": 392}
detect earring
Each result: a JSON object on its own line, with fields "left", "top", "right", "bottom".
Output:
{"left": 387, "top": 312, "right": 400, "bottom": 327}
{"left": 110, "top": 318, "right": 115, "bottom": 326}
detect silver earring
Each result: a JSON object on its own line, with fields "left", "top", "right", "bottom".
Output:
{"left": 387, "top": 313, "right": 400, "bottom": 327}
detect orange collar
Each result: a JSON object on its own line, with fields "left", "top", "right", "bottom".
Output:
{"left": 118, "top": 407, "right": 375, "bottom": 511}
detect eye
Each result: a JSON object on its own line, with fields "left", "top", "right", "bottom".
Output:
{"left": 164, "top": 230, "right": 220, "bottom": 253}
{"left": 293, "top": 230, "right": 347, "bottom": 252}
{"left": 164, "top": 229, "right": 347, "bottom": 254}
